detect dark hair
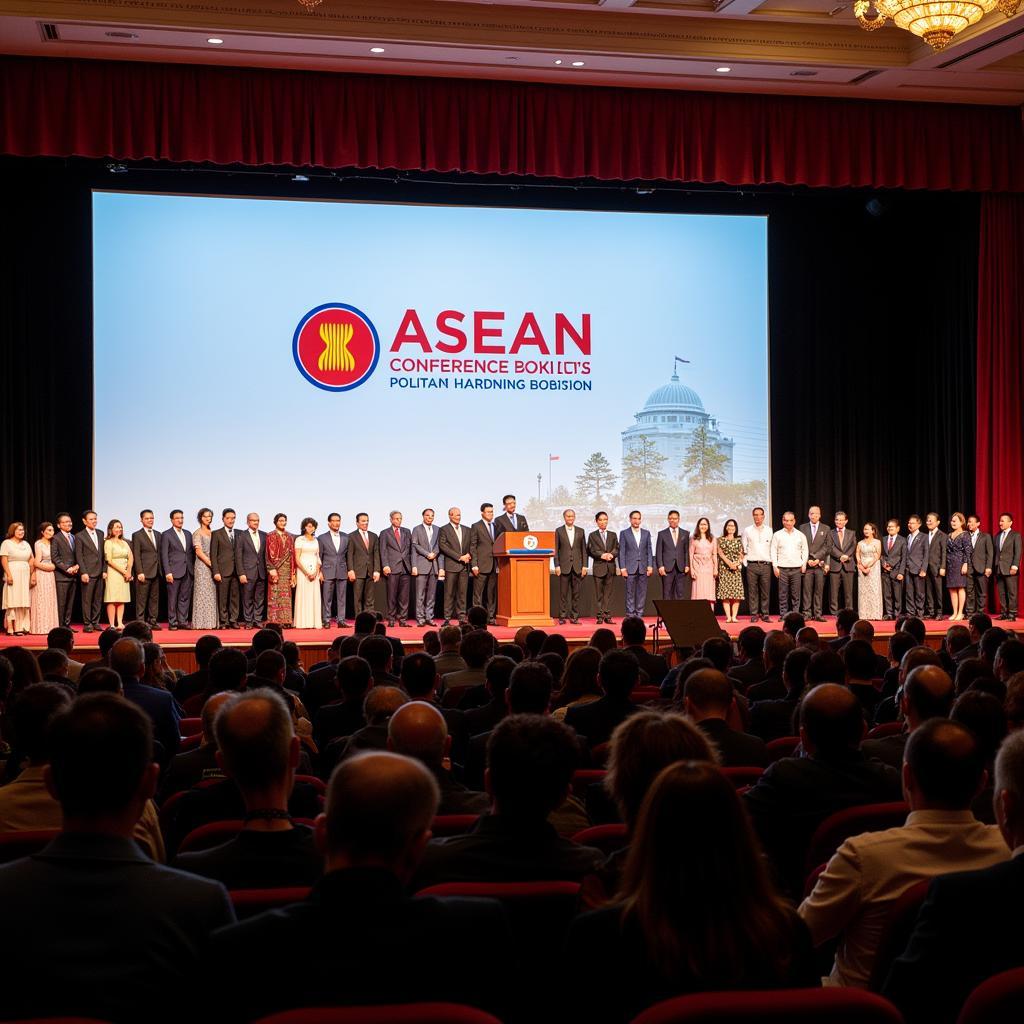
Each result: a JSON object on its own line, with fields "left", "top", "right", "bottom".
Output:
{"left": 215, "top": 689, "right": 293, "bottom": 792}
{"left": 194, "top": 634, "right": 223, "bottom": 668}
{"left": 254, "top": 649, "right": 286, "bottom": 682}
{"left": 11, "top": 682, "right": 71, "bottom": 763}
{"left": 36, "top": 648, "right": 68, "bottom": 677}
{"left": 81, "top": 510, "right": 96, "bottom": 520}
{"left": 508, "top": 661, "right": 554, "bottom": 714}
{"left": 540, "top": 632, "right": 570, "bottom": 661}
{"left": 77, "top": 667, "right": 123, "bottom": 695}
{"left": 357, "top": 635, "right": 393, "bottom": 672}
{"left": 461, "top": 629, "right": 495, "bottom": 669}
{"left": 996, "top": 640, "right": 1024, "bottom": 678}
{"left": 684, "top": 668, "right": 734, "bottom": 714}
{"left": 700, "top": 636, "right": 732, "bottom": 673}
{"left": 738, "top": 625, "right": 766, "bottom": 659}
{"left": 694, "top": 517, "right": 712, "bottom": 541}
{"left": 495, "top": 643, "right": 524, "bottom": 663}
{"left": 251, "top": 628, "right": 283, "bottom": 655}
{"left": 354, "top": 611, "right": 377, "bottom": 635}
{"left": 273, "top": 513, "right": 287, "bottom": 528}
{"left": 905, "top": 718, "right": 986, "bottom": 809}
{"left": 595, "top": 511, "right": 608, "bottom": 522}
{"left": 763, "top": 631, "right": 795, "bottom": 671}
{"left": 122, "top": 620, "right": 153, "bottom": 643}
{"left": 524, "top": 630, "right": 548, "bottom": 659}
{"left": 467, "top": 605, "right": 489, "bottom": 629}
{"left": 945, "top": 625, "right": 972, "bottom": 656}
{"left": 56, "top": 512, "right": 72, "bottom": 524}
{"left": 208, "top": 648, "right": 249, "bottom": 694}
{"left": 97, "top": 627, "right": 122, "bottom": 659}
{"left": 951, "top": 691, "right": 1008, "bottom": 766}
{"left": 621, "top": 616, "right": 647, "bottom": 646}
{"left": 222, "top": 508, "right": 235, "bottom": 518}
{"left": 835, "top": 608, "right": 858, "bottom": 635}
{"left": 300, "top": 517, "right": 318, "bottom": 534}
{"left": 1005, "top": 672, "right": 1024, "bottom": 729}
{"left": 752, "top": 506, "right": 765, "bottom": 514}
{"left": 487, "top": 714, "right": 578, "bottom": 818}
{"left": 981, "top": 627, "right": 1011, "bottom": 664}
{"left": 502, "top": 495, "right": 516, "bottom": 505}
{"left": 629, "top": 509, "right": 641, "bottom": 519}
{"left": 599, "top": 649, "right": 641, "bottom": 700}
{"left": 37, "top": 521, "right": 53, "bottom": 539}
{"left": 721, "top": 518, "right": 739, "bottom": 538}
{"left": 955, "top": 657, "right": 996, "bottom": 697}
{"left": 783, "top": 647, "right": 813, "bottom": 695}
{"left": 46, "top": 627, "right": 74, "bottom": 653}
{"left": 969, "top": 612, "right": 993, "bottom": 637}
{"left": 355, "top": 512, "right": 369, "bottom": 522}
{"left": 484, "top": 655, "right": 516, "bottom": 699}
{"left": 553, "top": 647, "right": 601, "bottom": 708}
{"left": 327, "top": 512, "right": 341, "bottom": 522}
{"left": 337, "top": 656, "right": 373, "bottom": 701}
{"left": 782, "top": 612, "right": 805, "bottom": 638}
{"left": 537, "top": 652, "right": 566, "bottom": 687}
{"left": 169, "top": 509, "right": 183, "bottom": 519}
{"left": 843, "top": 639, "right": 879, "bottom": 681}
{"left": 900, "top": 616, "right": 927, "bottom": 645}
{"left": 400, "top": 652, "right": 438, "bottom": 699}
{"left": 197, "top": 507, "right": 213, "bottom": 525}
{"left": 105, "top": 519, "right": 123, "bottom": 540}
{"left": 589, "top": 628, "right": 617, "bottom": 654}
{"left": 806, "top": 649, "right": 845, "bottom": 687}
{"left": 281, "top": 640, "right": 301, "bottom": 669}
{"left": 1000, "top": 512, "right": 1015, "bottom": 523}
{"left": 888, "top": 630, "right": 918, "bottom": 665}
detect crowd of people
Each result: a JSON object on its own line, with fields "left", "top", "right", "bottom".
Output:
{"left": 4, "top": 502, "right": 1018, "bottom": 637}
{"left": 1, "top": 605, "right": 1024, "bottom": 1021}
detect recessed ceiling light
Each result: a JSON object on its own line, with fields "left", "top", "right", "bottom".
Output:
{"left": 571, "top": 60, "right": 585, "bottom": 67}
{"left": 105, "top": 31, "right": 139, "bottom": 39}
{"left": 716, "top": 66, "right": 731, "bottom": 73}
{"left": 207, "top": 37, "right": 224, "bottom": 45}
{"left": 554, "top": 59, "right": 563, "bottom": 65}
{"left": 370, "top": 46, "right": 385, "bottom": 53}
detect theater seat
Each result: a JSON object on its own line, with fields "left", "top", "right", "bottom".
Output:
{"left": 719, "top": 766, "right": 764, "bottom": 788}
{"left": 431, "top": 814, "right": 479, "bottom": 837}
{"left": 631, "top": 687, "right": 663, "bottom": 704}
{"left": 177, "top": 819, "right": 246, "bottom": 854}
{"left": 956, "top": 967, "right": 1024, "bottom": 1024}
{"left": 572, "top": 823, "right": 629, "bottom": 855}
{"left": 254, "top": 1004, "right": 501, "bottom": 1024}
{"left": 178, "top": 734, "right": 202, "bottom": 752}
{"left": 868, "top": 722, "right": 903, "bottom": 739}
{"left": 591, "top": 741, "right": 611, "bottom": 767}
{"left": 765, "top": 736, "right": 800, "bottom": 762}
{"left": 571, "top": 768, "right": 607, "bottom": 800}
{"left": 804, "top": 802, "right": 909, "bottom": 877}
{"left": 229, "top": 887, "right": 312, "bottom": 920}
{"left": 0, "top": 829, "right": 60, "bottom": 864}
{"left": 179, "top": 717, "right": 202, "bottom": 737}
{"left": 631, "top": 987, "right": 904, "bottom": 1023}
{"left": 868, "top": 879, "right": 931, "bottom": 992}
{"left": 295, "top": 774, "right": 327, "bottom": 795}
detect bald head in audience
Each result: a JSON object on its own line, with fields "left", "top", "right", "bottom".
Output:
{"left": 388, "top": 700, "right": 449, "bottom": 767}
{"left": 799, "top": 683, "right": 865, "bottom": 758}
{"left": 901, "top": 665, "right": 955, "bottom": 731}
{"left": 214, "top": 689, "right": 298, "bottom": 801}
{"left": 364, "top": 685, "right": 408, "bottom": 726}
{"left": 199, "top": 691, "right": 235, "bottom": 746}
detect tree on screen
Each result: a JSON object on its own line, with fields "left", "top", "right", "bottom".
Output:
{"left": 575, "top": 452, "right": 617, "bottom": 504}
{"left": 622, "top": 434, "right": 668, "bottom": 503}
{"left": 682, "top": 425, "right": 728, "bottom": 503}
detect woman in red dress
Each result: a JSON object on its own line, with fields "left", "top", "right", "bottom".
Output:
{"left": 266, "top": 513, "right": 296, "bottom": 626}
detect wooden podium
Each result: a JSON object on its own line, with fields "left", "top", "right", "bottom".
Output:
{"left": 494, "top": 531, "right": 555, "bottom": 628}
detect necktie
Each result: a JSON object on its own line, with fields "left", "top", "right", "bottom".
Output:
{"left": 488, "top": 522, "right": 494, "bottom": 541}
{"left": 68, "top": 533, "right": 74, "bottom": 550}
{"left": 228, "top": 530, "right": 234, "bottom": 543}
{"left": 600, "top": 531, "right": 606, "bottom": 544}
{"left": 839, "top": 529, "right": 844, "bottom": 544}
{"left": 362, "top": 532, "right": 369, "bottom": 549}
{"left": 888, "top": 536, "right": 894, "bottom": 552}
{"left": 972, "top": 533, "right": 977, "bottom": 548}
{"left": 510, "top": 515, "right": 516, "bottom": 530}
{"left": 394, "top": 527, "right": 401, "bottom": 545}
{"left": 671, "top": 529, "right": 677, "bottom": 544}
{"left": 909, "top": 534, "right": 915, "bottom": 548}
{"left": 147, "top": 529, "right": 154, "bottom": 545}
{"left": 812, "top": 524, "right": 817, "bottom": 538}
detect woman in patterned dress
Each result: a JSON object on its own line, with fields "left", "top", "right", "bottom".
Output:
{"left": 689, "top": 517, "right": 719, "bottom": 607}
{"left": 191, "top": 507, "right": 218, "bottom": 630}
{"left": 717, "top": 518, "right": 745, "bottom": 624}
{"left": 266, "top": 513, "right": 296, "bottom": 627}
{"left": 30, "top": 522, "right": 58, "bottom": 635}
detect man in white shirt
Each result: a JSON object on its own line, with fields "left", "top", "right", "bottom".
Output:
{"left": 742, "top": 506, "right": 774, "bottom": 623}
{"left": 770, "top": 511, "right": 808, "bottom": 620}
{"left": 800, "top": 718, "right": 1008, "bottom": 988}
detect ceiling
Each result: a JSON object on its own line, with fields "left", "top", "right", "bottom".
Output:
{"left": 2, "top": 0, "right": 1024, "bottom": 104}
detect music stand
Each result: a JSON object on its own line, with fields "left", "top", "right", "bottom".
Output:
{"left": 653, "top": 600, "right": 723, "bottom": 652}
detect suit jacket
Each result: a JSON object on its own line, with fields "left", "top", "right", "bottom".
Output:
{"left": 623, "top": 644, "right": 669, "bottom": 687}
{"left": 74, "top": 528, "right": 104, "bottom": 577}
{"left": 968, "top": 531, "right": 994, "bottom": 574}
{"left": 160, "top": 526, "right": 194, "bottom": 578}
{"left": 123, "top": 678, "right": 182, "bottom": 762}
{"left": 51, "top": 530, "right": 78, "bottom": 578}
{"left": 347, "top": 530, "right": 381, "bottom": 578}
{"left": 555, "top": 525, "right": 587, "bottom": 574}
{"left": 882, "top": 856, "right": 1024, "bottom": 1024}
{"left": 925, "top": 529, "right": 949, "bottom": 571}
{"left": 800, "top": 522, "right": 830, "bottom": 566}
{"left": 881, "top": 533, "right": 908, "bottom": 576}
{"left": 158, "top": 742, "right": 225, "bottom": 801}
{"left": 729, "top": 657, "right": 766, "bottom": 693}
{"left": 130, "top": 528, "right": 162, "bottom": 578}
{"left": 619, "top": 527, "right": 654, "bottom": 574}
{"left": 749, "top": 693, "right": 801, "bottom": 742}
{"left": 655, "top": 527, "right": 690, "bottom": 573}
{"left": 379, "top": 525, "right": 412, "bottom": 574}
{"left": 209, "top": 527, "right": 237, "bottom": 577}
{"left": 411, "top": 523, "right": 442, "bottom": 573}
{"left": 996, "top": 528, "right": 1022, "bottom": 574}
{"left": 317, "top": 531, "right": 349, "bottom": 580}
{"left": 827, "top": 528, "right": 857, "bottom": 573}
{"left": 587, "top": 529, "right": 619, "bottom": 576}
{"left": 493, "top": 512, "right": 529, "bottom": 535}
{"left": 470, "top": 520, "right": 499, "bottom": 574}
{"left": 904, "top": 531, "right": 929, "bottom": 575}
{"left": 0, "top": 832, "right": 233, "bottom": 1024}
{"left": 439, "top": 522, "right": 473, "bottom": 573}
{"left": 565, "top": 695, "right": 639, "bottom": 747}
{"left": 233, "top": 529, "right": 267, "bottom": 580}
{"left": 696, "top": 717, "right": 769, "bottom": 767}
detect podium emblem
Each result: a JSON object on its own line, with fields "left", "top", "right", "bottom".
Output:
{"left": 523, "top": 535, "right": 539, "bottom": 550}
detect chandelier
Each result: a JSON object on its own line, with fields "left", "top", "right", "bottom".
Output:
{"left": 854, "top": 0, "right": 1020, "bottom": 50}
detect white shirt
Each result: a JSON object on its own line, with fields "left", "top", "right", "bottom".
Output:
{"left": 330, "top": 531, "right": 341, "bottom": 551}
{"left": 145, "top": 528, "right": 155, "bottom": 546}
{"left": 359, "top": 530, "right": 370, "bottom": 547}
{"left": 451, "top": 523, "right": 462, "bottom": 544}
{"left": 670, "top": 528, "right": 678, "bottom": 544}
{"left": 249, "top": 530, "right": 260, "bottom": 550}
{"left": 565, "top": 526, "right": 576, "bottom": 545}
{"left": 743, "top": 523, "right": 773, "bottom": 562}
{"left": 175, "top": 528, "right": 186, "bottom": 549}
{"left": 770, "top": 528, "right": 808, "bottom": 569}
{"left": 88, "top": 529, "right": 98, "bottom": 547}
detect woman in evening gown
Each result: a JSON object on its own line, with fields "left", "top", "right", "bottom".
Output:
{"left": 1, "top": 522, "right": 34, "bottom": 636}
{"left": 103, "top": 519, "right": 134, "bottom": 629}
{"left": 689, "top": 517, "right": 718, "bottom": 606}
{"left": 716, "top": 518, "right": 745, "bottom": 624}
{"left": 945, "top": 512, "right": 971, "bottom": 621}
{"left": 856, "top": 523, "right": 883, "bottom": 621}
{"left": 191, "top": 507, "right": 218, "bottom": 630}
{"left": 266, "top": 513, "right": 296, "bottom": 627}
{"left": 293, "top": 517, "right": 323, "bottom": 629}
{"left": 30, "top": 522, "right": 58, "bottom": 635}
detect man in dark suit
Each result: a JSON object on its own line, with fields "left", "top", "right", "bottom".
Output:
{"left": 566, "top": 648, "right": 642, "bottom": 747}
{"left": 619, "top": 510, "right": 654, "bottom": 618}
{"left": 380, "top": 510, "right": 413, "bottom": 627}
{"left": 51, "top": 512, "right": 79, "bottom": 628}
{"left": 619, "top": 614, "right": 669, "bottom": 687}
{"left": 346, "top": 512, "right": 381, "bottom": 615}
{"left": 129, "top": 509, "right": 162, "bottom": 628}
{"left": 0, "top": 693, "right": 234, "bottom": 1024}
{"left": 210, "top": 508, "right": 240, "bottom": 629}
{"left": 234, "top": 512, "right": 267, "bottom": 629}
{"left": 923, "top": 512, "right": 949, "bottom": 619}
{"left": 995, "top": 512, "right": 1021, "bottom": 621}
{"left": 439, "top": 507, "right": 472, "bottom": 624}
{"left": 317, "top": 513, "right": 349, "bottom": 628}
{"left": 160, "top": 509, "right": 193, "bottom": 631}
{"left": 493, "top": 493, "right": 528, "bottom": 536}
{"left": 74, "top": 509, "right": 104, "bottom": 632}
{"left": 112, "top": 636, "right": 181, "bottom": 764}
{"left": 554, "top": 508, "right": 588, "bottom": 624}
{"left": 800, "top": 506, "right": 830, "bottom": 621}
{"left": 965, "top": 514, "right": 995, "bottom": 616}
{"left": 904, "top": 515, "right": 929, "bottom": 619}
{"left": 654, "top": 509, "right": 690, "bottom": 601}
{"left": 587, "top": 511, "right": 620, "bottom": 625}
{"left": 880, "top": 519, "right": 907, "bottom": 620}
{"left": 412, "top": 508, "right": 442, "bottom": 627}
{"left": 158, "top": 690, "right": 233, "bottom": 800}
{"left": 827, "top": 510, "right": 856, "bottom": 615}
{"left": 729, "top": 625, "right": 767, "bottom": 693}
{"left": 882, "top": 729, "right": 1024, "bottom": 1024}
{"left": 684, "top": 668, "right": 768, "bottom": 766}
{"left": 469, "top": 503, "right": 499, "bottom": 624}
{"left": 313, "top": 656, "right": 372, "bottom": 750}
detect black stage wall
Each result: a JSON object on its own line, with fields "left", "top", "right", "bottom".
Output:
{"left": 0, "top": 158, "right": 978, "bottom": 534}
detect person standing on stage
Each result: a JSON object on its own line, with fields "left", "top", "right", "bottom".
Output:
{"left": 689, "top": 517, "right": 718, "bottom": 608}
{"left": 235, "top": 512, "right": 267, "bottom": 629}
{"left": 210, "top": 508, "right": 240, "bottom": 630}
{"left": 554, "top": 508, "right": 587, "bottom": 625}
{"left": 293, "top": 517, "right": 322, "bottom": 629}
{"left": 770, "top": 512, "right": 807, "bottom": 620}
{"left": 1, "top": 522, "right": 34, "bottom": 636}
{"left": 347, "top": 513, "right": 381, "bottom": 616}
{"left": 470, "top": 503, "right": 499, "bottom": 625}
{"left": 191, "top": 508, "right": 219, "bottom": 631}
{"left": 102, "top": 519, "right": 133, "bottom": 630}
{"left": 855, "top": 522, "right": 883, "bottom": 621}
{"left": 130, "top": 509, "right": 162, "bottom": 629}
{"left": 318, "top": 513, "right": 349, "bottom": 628}
{"left": 995, "top": 513, "right": 1021, "bottom": 622}
{"left": 266, "top": 513, "right": 295, "bottom": 627}
{"left": 75, "top": 510, "right": 104, "bottom": 634}
{"left": 51, "top": 513, "right": 79, "bottom": 629}
{"left": 717, "top": 519, "right": 745, "bottom": 624}
{"left": 160, "top": 509, "right": 193, "bottom": 631}
{"left": 380, "top": 510, "right": 413, "bottom": 628}
{"left": 439, "top": 507, "right": 472, "bottom": 624}
{"left": 655, "top": 510, "right": 690, "bottom": 600}
{"left": 903, "top": 515, "right": 928, "bottom": 618}
{"left": 742, "top": 506, "right": 773, "bottom": 623}
{"left": 799, "top": 506, "right": 830, "bottom": 622}
{"left": 588, "top": 511, "right": 619, "bottom": 626}
{"left": 945, "top": 512, "right": 971, "bottom": 622}
{"left": 965, "top": 514, "right": 994, "bottom": 617}
{"left": 412, "top": 508, "right": 443, "bottom": 627}
{"left": 619, "top": 510, "right": 653, "bottom": 619}
{"left": 30, "top": 522, "right": 58, "bottom": 635}
{"left": 827, "top": 511, "right": 856, "bottom": 616}
{"left": 880, "top": 519, "right": 907, "bottom": 620}
{"left": 924, "top": 512, "right": 949, "bottom": 620}
{"left": 494, "top": 494, "right": 528, "bottom": 535}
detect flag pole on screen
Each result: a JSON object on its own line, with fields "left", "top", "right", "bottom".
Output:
{"left": 549, "top": 454, "right": 560, "bottom": 497}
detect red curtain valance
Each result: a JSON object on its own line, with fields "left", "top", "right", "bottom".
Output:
{"left": 1, "top": 55, "right": 1023, "bottom": 191}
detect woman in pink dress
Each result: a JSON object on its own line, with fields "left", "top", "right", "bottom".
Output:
{"left": 689, "top": 517, "right": 719, "bottom": 607}
{"left": 30, "top": 521, "right": 59, "bottom": 635}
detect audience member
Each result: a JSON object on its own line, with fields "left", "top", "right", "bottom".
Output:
{"left": 863, "top": 665, "right": 955, "bottom": 768}
{"left": 441, "top": 629, "right": 495, "bottom": 703}
{"left": 433, "top": 624, "right": 467, "bottom": 676}
{"left": 45, "top": 626, "right": 84, "bottom": 682}
{"left": 552, "top": 646, "right": 603, "bottom": 720}
{"left": 782, "top": 611, "right": 806, "bottom": 638}
{"left": 874, "top": 645, "right": 943, "bottom": 725}
{"left": 159, "top": 691, "right": 234, "bottom": 800}
{"left": 899, "top": 615, "right": 927, "bottom": 646}
{"left": 76, "top": 666, "right": 122, "bottom": 695}
{"left": 300, "top": 635, "right": 345, "bottom": 720}
{"left": 462, "top": 654, "right": 515, "bottom": 735}
{"left": 830, "top": 608, "right": 859, "bottom": 651}
{"left": 541, "top": 632, "right": 571, "bottom": 661}
{"left": 729, "top": 625, "right": 767, "bottom": 692}
{"left": 700, "top": 635, "right": 733, "bottom": 674}
{"left": 1006, "top": 671, "right": 1024, "bottom": 730}
{"left": 37, "top": 647, "right": 73, "bottom": 690}
{"left": 747, "top": 631, "right": 795, "bottom": 702}
{"left": 954, "top": 656, "right": 995, "bottom": 697}
{"left": 795, "top": 626, "right": 820, "bottom": 650}
{"left": 994, "top": 639, "right": 1024, "bottom": 683}
{"left": 495, "top": 641, "right": 524, "bottom": 663}
{"left": 75, "top": 627, "right": 121, "bottom": 681}
{"left": 749, "top": 647, "right": 812, "bottom": 742}
{"left": 843, "top": 639, "right": 883, "bottom": 719}
{"left": 112, "top": 637, "right": 181, "bottom": 764}
{"left": 325, "top": 685, "right": 409, "bottom": 770}
{"left": 357, "top": 634, "right": 400, "bottom": 686}
{"left": 589, "top": 626, "right": 618, "bottom": 654}
{"left": 174, "top": 634, "right": 223, "bottom": 705}
{"left": 951, "top": 689, "right": 1008, "bottom": 824}
{"left": 944, "top": 624, "right": 972, "bottom": 667}
{"left": 979, "top": 625, "right": 1010, "bottom": 666}
{"left": 565, "top": 649, "right": 641, "bottom": 747}
{"left": 313, "top": 656, "right": 372, "bottom": 749}
{"left": 524, "top": 629, "right": 548, "bottom": 659}
{"left": 684, "top": 668, "right": 767, "bottom": 766}
{"left": 421, "top": 629, "right": 440, "bottom": 657}
{"left": 619, "top": 616, "right": 668, "bottom": 686}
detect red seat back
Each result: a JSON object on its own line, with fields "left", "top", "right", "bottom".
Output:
{"left": 805, "top": 802, "right": 910, "bottom": 876}
{"left": 868, "top": 879, "right": 931, "bottom": 992}
{"left": 430, "top": 814, "right": 479, "bottom": 837}
{"left": 178, "top": 733, "right": 202, "bottom": 751}
{"left": 0, "top": 829, "right": 60, "bottom": 864}
{"left": 719, "top": 766, "right": 764, "bottom": 788}
{"left": 957, "top": 966, "right": 1024, "bottom": 1024}
{"left": 868, "top": 722, "right": 903, "bottom": 739}
{"left": 179, "top": 716, "right": 202, "bottom": 737}
{"left": 571, "top": 823, "right": 628, "bottom": 856}
{"left": 571, "top": 768, "right": 607, "bottom": 800}
{"left": 295, "top": 774, "right": 326, "bottom": 795}
{"left": 229, "top": 886, "right": 312, "bottom": 920}
{"left": 177, "top": 819, "right": 245, "bottom": 854}
{"left": 765, "top": 736, "right": 800, "bottom": 762}
{"left": 590, "top": 741, "right": 611, "bottom": 767}
{"left": 254, "top": 1004, "right": 502, "bottom": 1024}
{"left": 631, "top": 687, "right": 662, "bottom": 704}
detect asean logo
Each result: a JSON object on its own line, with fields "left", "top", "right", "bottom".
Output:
{"left": 293, "top": 302, "right": 380, "bottom": 392}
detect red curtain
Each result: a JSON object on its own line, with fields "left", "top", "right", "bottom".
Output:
{"left": 976, "top": 195, "right": 1024, "bottom": 534}
{"left": 1, "top": 55, "right": 1023, "bottom": 191}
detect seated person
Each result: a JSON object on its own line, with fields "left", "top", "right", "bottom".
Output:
{"left": 683, "top": 668, "right": 768, "bottom": 767}
{"left": 565, "top": 649, "right": 642, "bottom": 748}
{"left": 313, "top": 656, "right": 372, "bottom": 750}
{"left": 321, "top": 685, "right": 408, "bottom": 775}
{"left": 158, "top": 691, "right": 234, "bottom": 800}
{"left": 749, "top": 647, "right": 811, "bottom": 742}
